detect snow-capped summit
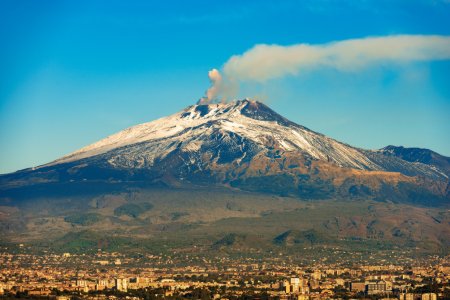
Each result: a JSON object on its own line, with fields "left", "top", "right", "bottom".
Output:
{"left": 52, "top": 99, "right": 379, "bottom": 171}
{"left": 43, "top": 99, "right": 448, "bottom": 183}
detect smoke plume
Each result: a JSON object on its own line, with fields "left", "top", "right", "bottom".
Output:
{"left": 198, "top": 69, "right": 223, "bottom": 104}
{"left": 200, "top": 35, "right": 450, "bottom": 103}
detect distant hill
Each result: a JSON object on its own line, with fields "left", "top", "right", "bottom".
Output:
{"left": 378, "top": 145, "right": 450, "bottom": 176}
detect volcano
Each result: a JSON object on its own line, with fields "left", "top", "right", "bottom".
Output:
{"left": 0, "top": 99, "right": 449, "bottom": 252}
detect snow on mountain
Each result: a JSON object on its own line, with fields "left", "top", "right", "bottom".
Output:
{"left": 49, "top": 100, "right": 379, "bottom": 170}
{"left": 38, "top": 99, "right": 446, "bottom": 183}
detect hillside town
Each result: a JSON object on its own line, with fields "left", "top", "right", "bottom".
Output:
{"left": 0, "top": 246, "right": 448, "bottom": 300}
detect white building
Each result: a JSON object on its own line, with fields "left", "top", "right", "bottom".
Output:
{"left": 115, "top": 278, "right": 128, "bottom": 292}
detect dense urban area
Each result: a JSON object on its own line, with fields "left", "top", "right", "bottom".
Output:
{"left": 0, "top": 245, "right": 448, "bottom": 300}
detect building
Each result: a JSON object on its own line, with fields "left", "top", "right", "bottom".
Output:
{"left": 76, "top": 280, "right": 87, "bottom": 287}
{"left": 351, "top": 282, "right": 365, "bottom": 292}
{"left": 115, "top": 278, "right": 128, "bottom": 292}
{"left": 399, "top": 293, "right": 415, "bottom": 300}
{"left": 422, "top": 293, "right": 437, "bottom": 300}
{"left": 28, "top": 289, "right": 51, "bottom": 296}
{"left": 282, "top": 277, "right": 309, "bottom": 295}
{"left": 366, "top": 280, "right": 388, "bottom": 295}
{"left": 283, "top": 280, "right": 291, "bottom": 293}
{"left": 290, "top": 277, "right": 300, "bottom": 293}
{"left": 96, "top": 279, "right": 108, "bottom": 290}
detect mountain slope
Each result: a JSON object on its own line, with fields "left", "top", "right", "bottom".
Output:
{"left": 47, "top": 100, "right": 446, "bottom": 179}
{"left": 0, "top": 99, "right": 449, "bottom": 253}
{"left": 378, "top": 145, "right": 450, "bottom": 177}
{"left": 1, "top": 188, "right": 448, "bottom": 253}
{"left": 0, "top": 99, "right": 448, "bottom": 204}
{"left": 51, "top": 100, "right": 378, "bottom": 170}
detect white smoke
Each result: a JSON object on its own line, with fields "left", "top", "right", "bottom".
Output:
{"left": 201, "top": 35, "right": 450, "bottom": 103}
{"left": 198, "top": 68, "right": 223, "bottom": 104}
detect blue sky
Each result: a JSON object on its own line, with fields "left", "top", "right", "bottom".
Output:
{"left": 1, "top": 0, "right": 450, "bottom": 173}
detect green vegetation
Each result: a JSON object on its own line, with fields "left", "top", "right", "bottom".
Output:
{"left": 170, "top": 211, "right": 189, "bottom": 220}
{"left": 2, "top": 186, "right": 449, "bottom": 256}
{"left": 273, "top": 229, "right": 325, "bottom": 246}
{"left": 46, "top": 230, "right": 156, "bottom": 253}
{"left": 213, "top": 233, "right": 243, "bottom": 248}
{"left": 64, "top": 213, "right": 102, "bottom": 226}
{"left": 114, "top": 202, "right": 153, "bottom": 218}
